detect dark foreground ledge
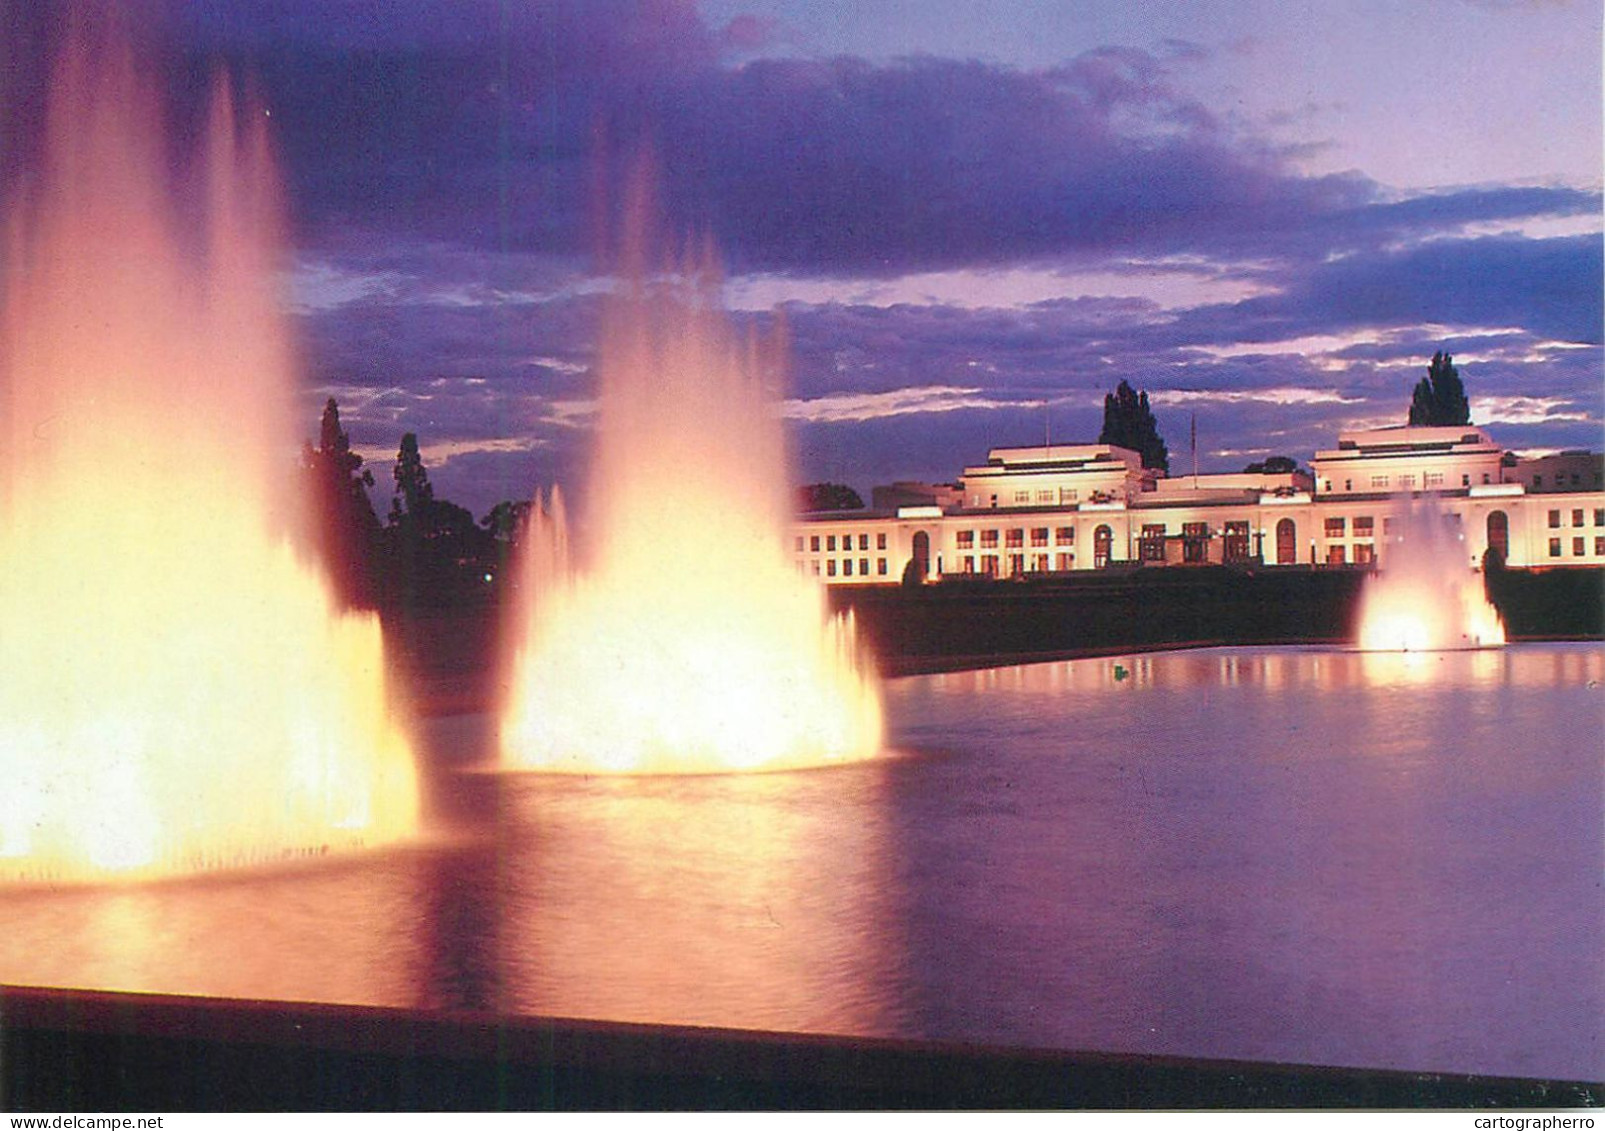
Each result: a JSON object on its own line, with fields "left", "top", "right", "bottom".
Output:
{"left": 2, "top": 986, "right": 1597, "bottom": 1111}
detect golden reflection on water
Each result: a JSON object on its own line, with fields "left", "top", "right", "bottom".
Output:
{"left": 496, "top": 765, "right": 899, "bottom": 1035}
{"left": 0, "top": 853, "right": 430, "bottom": 1007}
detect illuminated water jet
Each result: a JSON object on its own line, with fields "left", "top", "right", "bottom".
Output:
{"left": 0, "top": 31, "right": 418, "bottom": 883}
{"left": 1355, "top": 502, "right": 1505, "bottom": 652}
{"left": 501, "top": 251, "right": 882, "bottom": 774}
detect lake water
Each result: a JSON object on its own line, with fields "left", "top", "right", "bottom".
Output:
{"left": 2, "top": 644, "right": 1599, "bottom": 1081}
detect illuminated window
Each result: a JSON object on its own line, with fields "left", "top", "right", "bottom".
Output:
{"left": 1056, "top": 526, "right": 1074, "bottom": 543}
{"left": 827, "top": 560, "right": 837, "bottom": 576}
{"left": 1008, "top": 553, "right": 1025, "bottom": 575}
{"left": 1055, "top": 552, "right": 1073, "bottom": 570}
{"left": 1548, "top": 538, "right": 1561, "bottom": 557}
{"left": 1572, "top": 538, "right": 1584, "bottom": 557}
{"left": 810, "top": 535, "right": 820, "bottom": 552}
{"left": 843, "top": 559, "right": 853, "bottom": 576}
{"left": 1353, "top": 516, "right": 1374, "bottom": 536}
{"left": 1030, "top": 527, "right": 1049, "bottom": 547}
{"left": 826, "top": 535, "right": 837, "bottom": 551}
{"left": 1573, "top": 509, "right": 1585, "bottom": 528}
{"left": 1595, "top": 509, "right": 1604, "bottom": 527}
{"left": 962, "top": 556, "right": 975, "bottom": 573}
{"left": 1036, "top": 490, "right": 1055, "bottom": 504}
{"left": 1327, "top": 545, "right": 1346, "bottom": 565}
{"left": 859, "top": 533, "right": 870, "bottom": 551}
{"left": 1013, "top": 491, "right": 1031, "bottom": 504}
{"left": 1324, "top": 517, "right": 1346, "bottom": 538}
{"left": 1596, "top": 537, "right": 1605, "bottom": 557}
{"left": 1005, "top": 528, "right": 1024, "bottom": 548}
{"left": 981, "top": 554, "right": 998, "bottom": 576}
{"left": 1424, "top": 472, "right": 1444, "bottom": 488}
{"left": 1059, "top": 488, "right": 1078, "bottom": 504}
{"left": 860, "top": 558, "right": 869, "bottom": 575}
{"left": 877, "top": 558, "right": 888, "bottom": 575}
{"left": 877, "top": 532, "right": 887, "bottom": 550}
{"left": 956, "top": 530, "right": 975, "bottom": 548}
{"left": 1548, "top": 510, "right": 1561, "bottom": 528}
{"left": 980, "top": 529, "right": 999, "bottom": 548}
{"left": 1371, "top": 475, "right": 1389, "bottom": 488}
{"left": 1355, "top": 544, "right": 1375, "bottom": 565}
{"left": 1399, "top": 474, "right": 1416, "bottom": 489}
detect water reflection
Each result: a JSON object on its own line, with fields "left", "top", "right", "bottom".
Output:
{"left": 0, "top": 644, "right": 1597, "bottom": 1082}
{"left": 496, "top": 765, "right": 902, "bottom": 1035}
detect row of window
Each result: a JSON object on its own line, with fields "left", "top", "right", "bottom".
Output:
{"left": 1337, "top": 472, "right": 1490, "bottom": 492}
{"left": 796, "top": 532, "right": 889, "bottom": 553}
{"left": 1546, "top": 509, "right": 1605, "bottom": 529}
{"left": 800, "top": 557, "right": 890, "bottom": 577}
{"left": 1549, "top": 537, "right": 1605, "bottom": 558}
{"left": 955, "top": 526, "right": 1076, "bottom": 550}
{"left": 958, "top": 553, "right": 1076, "bottom": 575}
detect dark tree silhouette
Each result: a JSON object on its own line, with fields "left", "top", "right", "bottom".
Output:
{"left": 382, "top": 432, "right": 495, "bottom": 607}
{"left": 797, "top": 483, "right": 865, "bottom": 512}
{"left": 1408, "top": 352, "right": 1471, "bottom": 426}
{"left": 301, "top": 397, "right": 379, "bottom": 607}
{"left": 1242, "top": 456, "right": 1301, "bottom": 475}
{"left": 481, "top": 500, "right": 533, "bottom": 543}
{"left": 389, "top": 432, "right": 434, "bottom": 525}
{"left": 1099, "top": 380, "right": 1170, "bottom": 472}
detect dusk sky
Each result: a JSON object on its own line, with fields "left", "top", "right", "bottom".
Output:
{"left": 5, "top": 0, "right": 1602, "bottom": 517}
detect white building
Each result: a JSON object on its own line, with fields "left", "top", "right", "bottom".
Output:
{"left": 793, "top": 426, "right": 1605, "bottom": 585}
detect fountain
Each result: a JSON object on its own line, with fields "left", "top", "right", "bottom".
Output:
{"left": 500, "top": 220, "right": 882, "bottom": 773}
{"left": 1355, "top": 501, "right": 1506, "bottom": 651}
{"left": 0, "top": 28, "right": 418, "bottom": 883}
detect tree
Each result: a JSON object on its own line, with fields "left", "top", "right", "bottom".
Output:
{"left": 1099, "top": 380, "right": 1170, "bottom": 472}
{"left": 797, "top": 483, "right": 865, "bottom": 512}
{"left": 481, "top": 499, "right": 533, "bottom": 543}
{"left": 301, "top": 397, "right": 379, "bottom": 606}
{"left": 1242, "top": 456, "right": 1300, "bottom": 475}
{"left": 389, "top": 432, "right": 434, "bottom": 526}
{"left": 1408, "top": 351, "right": 1471, "bottom": 426}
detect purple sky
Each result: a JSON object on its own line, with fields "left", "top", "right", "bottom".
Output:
{"left": 5, "top": 0, "right": 1601, "bottom": 517}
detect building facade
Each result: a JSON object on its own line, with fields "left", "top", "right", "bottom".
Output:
{"left": 793, "top": 425, "right": 1605, "bottom": 585}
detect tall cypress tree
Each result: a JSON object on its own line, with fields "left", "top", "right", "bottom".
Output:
{"left": 1099, "top": 379, "right": 1170, "bottom": 472}
{"left": 1408, "top": 352, "right": 1471, "bottom": 426}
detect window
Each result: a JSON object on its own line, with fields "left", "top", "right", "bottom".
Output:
{"left": 1383, "top": 517, "right": 1395, "bottom": 535}
{"left": 877, "top": 558, "right": 888, "bottom": 575}
{"left": 1355, "top": 543, "right": 1375, "bottom": 565}
{"left": 962, "top": 556, "right": 975, "bottom": 573}
{"left": 794, "top": 536, "right": 804, "bottom": 552}
{"left": 1534, "top": 475, "right": 1544, "bottom": 488}
{"left": 1371, "top": 475, "right": 1389, "bottom": 489}
{"left": 1056, "top": 552, "right": 1073, "bottom": 570}
{"left": 1056, "top": 526, "right": 1074, "bottom": 543}
{"left": 1013, "top": 491, "right": 1031, "bottom": 504}
{"left": 1223, "top": 520, "right": 1250, "bottom": 563}
{"left": 1482, "top": 473, "right": 1491, "bottom": 484}
{"left": 1596, "top": 538, "right": 1605, "bottom": 557}
{"left": 842, "top": 531, "right": 853, "bottom": 546}
{"left": 1548, "top": 510, "right": 1561, "bottom": 529}
{"left": 811, "top": 561, "right": 821, "bottom": 575}
{"left": 1549, "top": 538, "right": 1561, "bottom": 558}
{"left": 1572, "top": 538, "right": 1585, "bottom": 557}
{"left": 810, "top": 535, "right": 820, "bottom": 552}
{"left": 1344, "top": 480, "right": 1352, "bottom": 492}
{"left": 1462, "top": 474, "right": 1470, "bottom": 487}
{"left": 1572, "top": 510, "right": 1585, "bottom": 528}
{"left": 1008, "top": 553, "right": 1025, "bottom": 575}
{"left": 1005, "top": 528, "right": 1024, "bottom": 549}
{"left": 1140, "top": 523, "right": 1166, "bottom": 563}
{"left": 858, "top": 558, "right": 868, "bottom": 576}
{"left": 1183, "top": 522, "right": 1208, "bottom": 538}
{"left": 980, "top": 529, "right": 999, "bottom": 548}
{"left": 877, "top": 532, "right": 887, "bottom": 550}
{"left": 1399, "top": 474, "right": 1416, "bottom": 489}
{"left": 1031, "top": 554, "right": 1050, "bottom": 572}
{"left": 1595, "top": 510, "right": 1604, "bottom": 527}
{"left": 981, "top": 554, "right": 998, "bottom": 576}
{"left": 1424, "top": 472, "right": 1444, "bottom": 488}
{"left": 843, "top": 559, "right": 853, "bottom": 576}
{"left": 827, "top": 560, "right": 837, "bottom": 576}
{"left": 1354, "top": 516, "right": 1374, "bottom": 536}
{"left": 1327, "top": 545, "right": 1346, "bottom": 565}
{"left": 1036, "top": 490, "right": 1055, "bottom": 504}
{"left": 1030, "top": 527, "right": 1049, "bottom": 547}
{"left": 1060, "top": 488, "right": 1078, "bottom": 504}
{"left": 1572, "top": 473, "right": 1582, "bottom": 486}
{"left": 956, "top": 530, "right": 975, "bottom": 549}
{"left": 826, "top": 535, "right": 837, "bottom": 551}
{"left": 1324, "top": 516, "right": 1346, "bottom": 538}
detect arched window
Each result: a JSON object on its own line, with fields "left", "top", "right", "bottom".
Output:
{"left": 1275, "top": 518, "right": 1297, "bottom": 565}
{"left": 1093, "top": 525, "right": 1113, "bottom": 569}
{"left": 911, "top": 530, "right": 930, "bottom": 578}
{"left": 1486, "top": 510, "right": 1509, "bottom": 562}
